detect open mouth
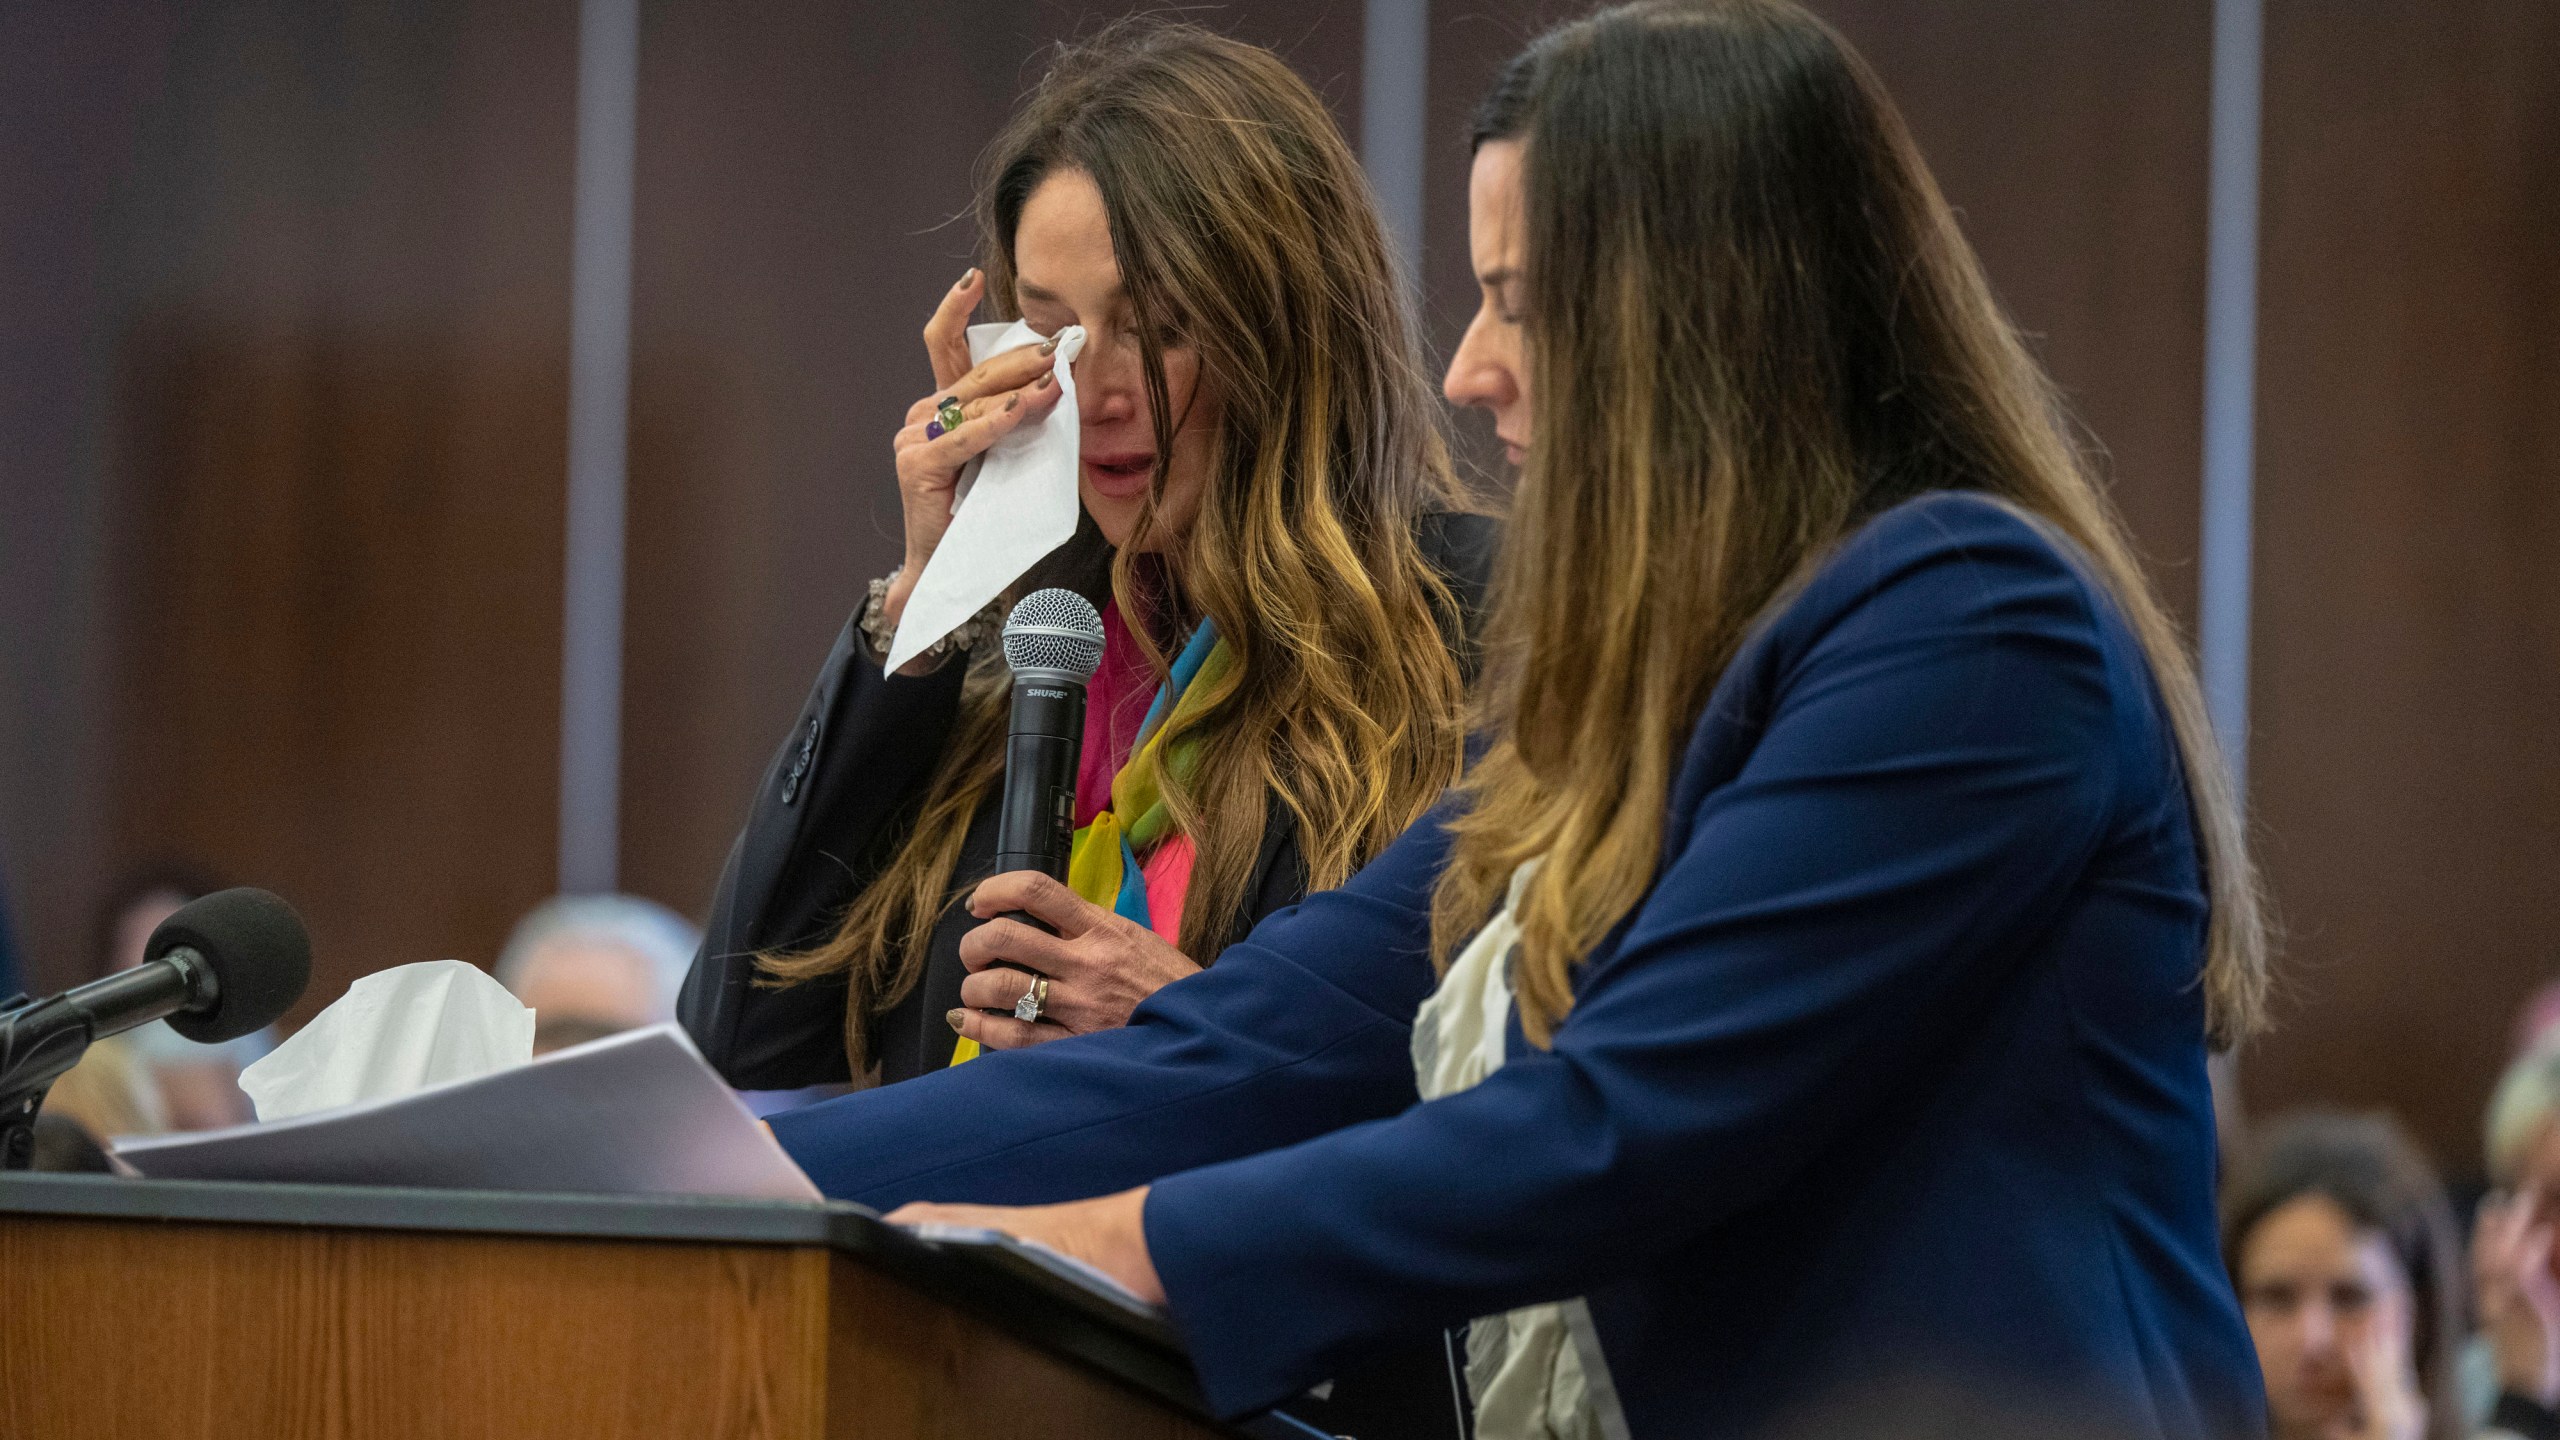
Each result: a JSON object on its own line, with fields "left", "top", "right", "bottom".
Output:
{"left": 1082, "top": 453, "right": 1156, "bottom": 498}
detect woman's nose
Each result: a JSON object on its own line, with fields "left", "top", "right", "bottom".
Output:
{"left": 1073, "top": 332, "right": 1138, "bottom": 423}
{"left": 1443, "top": 313, "right": 1510, "bottom": 412}
{"left": 2295, "top": 1300, "right": 2338, "bottom": 1356}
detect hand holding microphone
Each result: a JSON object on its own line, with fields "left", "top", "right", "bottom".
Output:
{"left": 952, "top": 871, "right": 1200, "bottom": 1052}
{"left": 956, "top": 588, "right": 1104, "bottom": 1038}
{"left": 952, "top": 588, "right": 1204, "bottom": 1051}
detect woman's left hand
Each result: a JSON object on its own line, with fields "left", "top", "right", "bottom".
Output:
{"left": 951, "top": 871, "right": 1202, "bottom": 1050}
{"left": 888, "top": 1187, "right": 1165, "bottom": 1306}
{"left": 2336, "top": 1294, "right": 2426, "bottom": 1440}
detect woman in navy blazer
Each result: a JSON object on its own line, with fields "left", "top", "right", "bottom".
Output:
{"left": 778, "top": 3, "right": 2274, "bottom": 1434}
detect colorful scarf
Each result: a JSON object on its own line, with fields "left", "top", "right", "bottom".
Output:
{"left": 951, "top": 619, "right": 1230, "bottom": 1065}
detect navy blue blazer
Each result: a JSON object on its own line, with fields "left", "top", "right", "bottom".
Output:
{"left": 770, "top": 492, "right": 2266, "bottom": 1438}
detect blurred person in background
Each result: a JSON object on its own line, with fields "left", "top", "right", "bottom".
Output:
{"left": 33, "top": 1030, "right": 166, "bottom": 1167}
{"left": 2473, "top": 1045, "right": 2560, "bottom": 1439}
{"left": 494, "top": 894, "right": 697, "bottom": 1055}
{"left": 2223, "top": 1111, "right": 2468, "bottom": 1440}
{"left": 2507, "top": 981, "right": 2560, "bottom": 1062}
{"left": 89, "top": 864, "right": 263, "bottom": 1129}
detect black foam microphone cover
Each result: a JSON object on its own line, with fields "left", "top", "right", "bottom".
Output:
{"left": 147, "top": 887, "right": 312, "bottom": 1043}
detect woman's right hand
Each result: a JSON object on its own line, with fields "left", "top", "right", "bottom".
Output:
{"left": 882, "top": 268, "right": 1066, "bottom": 629}
{"left": 2477, "top": 1189, "right": 2560, "bottom": 1408}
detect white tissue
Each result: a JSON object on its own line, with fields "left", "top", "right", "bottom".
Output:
{"left": 884, "top": 321, "right": 1088, "bottom": 673}
{"left": 238, "top": 959, "right": 536, "bottom": 1123}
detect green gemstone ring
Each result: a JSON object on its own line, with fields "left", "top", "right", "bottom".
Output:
{"left": 932, "top": 396, "right": 966, "bottom": 439}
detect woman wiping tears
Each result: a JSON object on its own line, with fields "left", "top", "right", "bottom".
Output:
{"left": 677, "top": 21, "right": 1490, "bottom": 1438}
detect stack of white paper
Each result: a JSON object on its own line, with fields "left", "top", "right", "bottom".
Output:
{"left": 112, "top": 1024, "right": 819, "bottom": 1203}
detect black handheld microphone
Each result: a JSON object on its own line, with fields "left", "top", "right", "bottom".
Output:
{"left": 0, "top": 886, "right": 312, "bottom": 1167}
{"left": 994, "top": 588, "right": 1107, "bottom": 884}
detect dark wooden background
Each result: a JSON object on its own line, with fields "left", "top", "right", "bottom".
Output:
{"left": 1, "top": 0, "right": 2551, "bottom": 1174}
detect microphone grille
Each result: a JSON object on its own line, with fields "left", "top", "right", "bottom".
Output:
{"left": 1002, "top": 588, "right": 1106, "bottom": 680}
{"left": 148, "top": 886, "right": 313, "bottom": 1044}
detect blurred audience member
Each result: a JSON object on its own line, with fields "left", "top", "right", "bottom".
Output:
{"left": 93, "top": 864, "right": 219, "bottom": 984}
{"left": 36, "top": 1028, "right": 168, "bottom": 1167}
{"left": 2476, "top": 1046, "right": 2560, "bottom": 1438}
{"left": 494, "top": 894, "right": 698, "bottom": 1055}
{"left": 91, "top": 863, "right": 263, "bottom": 1129}
{"left": 2509, "top": 983, "right": 2560, "bottom": 1061}
{"left": 2224, "top": 1111, "right": 2467, "bottom": 1440}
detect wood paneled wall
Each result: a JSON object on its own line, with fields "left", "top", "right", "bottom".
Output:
{"left": 0, "top": 1, "right": 188, "bottom": 996}
{"left": 2242, "top": 0, "right": 2560, "bottom": 1172}
{"left": 0, "top": 1, "right": 580, "bottom": 1017}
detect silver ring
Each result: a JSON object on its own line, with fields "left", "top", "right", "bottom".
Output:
{"left": 1013, "top": 975, "right": 1049, "bottom": 1024}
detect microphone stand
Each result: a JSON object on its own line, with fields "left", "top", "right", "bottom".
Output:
{"left": 0, "top": 996, "right": 88, "bottom": 1169}
{"left": 0, "top": 957, "right": 215, "bottom": 1170}
{"left": 0, "top": 991, "right": 37, "bottom": 1167}
{"left": 0, "top": 1087, "right": 47, "bottom": 1170}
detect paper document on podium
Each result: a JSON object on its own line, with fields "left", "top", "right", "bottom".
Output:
{"left": 112, "top": 1024, "right": 820, "bottom": 1203}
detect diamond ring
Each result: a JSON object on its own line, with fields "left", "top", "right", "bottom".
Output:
{"left": 1013, "top": 975, "right": 1050, "bottom": 1024}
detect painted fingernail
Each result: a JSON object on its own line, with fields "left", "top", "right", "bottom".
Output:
{"left": 1036, "top": 372, "right": 1055, "bottom": 390}
{"left": 957, "top": 267, "right": 979, "bottom": 288}
{"left": 1039, "top": 336, "right": 1059, "bottom": 356}
{"left": 946, "top": 1008, "right": 968, "bottom": 1033}
{"left": 1006, "top": 394, "right": 1020, "bottom": 411}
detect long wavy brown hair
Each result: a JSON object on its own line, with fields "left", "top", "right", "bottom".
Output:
{"left": 764, "top": 20, "right": 1474, "bottom": 1073}
{"left": 1433, "top": 0, "right": 2269, "bottom": 1050}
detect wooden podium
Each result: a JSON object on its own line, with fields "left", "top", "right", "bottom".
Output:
{"left": 0, "top": 1173, "right": 1300, "bottom": 1440}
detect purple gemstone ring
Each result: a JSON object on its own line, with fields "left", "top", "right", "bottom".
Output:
{"left": 926, "top": 395, "right": 964, "bottom": 441}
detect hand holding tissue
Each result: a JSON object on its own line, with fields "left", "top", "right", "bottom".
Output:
{"left": 238, "top": 959, "right": 534, "bottom": 1122}
{"left": 885, "top": 321, "right": 1087, "bottom": 673}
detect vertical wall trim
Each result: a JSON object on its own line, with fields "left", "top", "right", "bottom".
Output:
{"left": 2200, "top": 0, "right": 2262, "bottom": 789}
{"left": 1362, "top": 0, "right": 1429, "bottom": 293}
{"left": 560, "top": 0, "right": 638, "bottom": 894}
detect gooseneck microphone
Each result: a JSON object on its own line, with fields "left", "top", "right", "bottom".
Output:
{"left": 994, "top": 588, "right": 1108, "bottom": 883}
{"left": 0, "top": 886, "right": 312, "bottom": 1167}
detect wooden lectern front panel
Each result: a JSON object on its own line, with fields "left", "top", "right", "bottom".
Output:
{"left": 0, "top": 1215, "right": 1228, "bottom": 1439}
{"left": 2, "top": 1214, "right": 832, "bottom": 1438}
{"left": 823, "top": 1255, "right": 1222, "bottom": 1440}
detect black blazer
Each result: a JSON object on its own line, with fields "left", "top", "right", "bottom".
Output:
{"left": 679, "top": 511, "right": 1501, "bottom": 1092}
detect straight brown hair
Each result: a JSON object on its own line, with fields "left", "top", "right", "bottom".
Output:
{"left": 764, "top": 20, "right": 1474, "bottom": 1073}
{"left": 1435, "top": 0, "right": 2269, "bottom": 1050}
